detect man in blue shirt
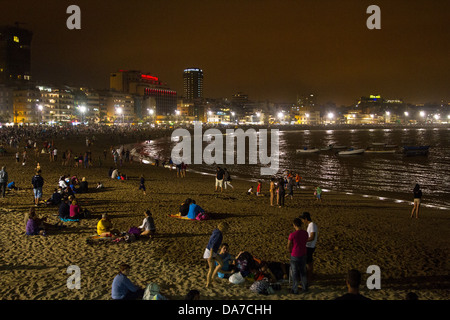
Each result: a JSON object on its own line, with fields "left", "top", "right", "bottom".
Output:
{"left": 111, "top": 264, "right": 144, "bottom": 300}
{"left": 187, "top": 200, "right": 205, "bottom": 220}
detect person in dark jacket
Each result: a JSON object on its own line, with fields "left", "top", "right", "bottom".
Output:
{"left": 31, "top": 170, "right": 44, "bottom": 206}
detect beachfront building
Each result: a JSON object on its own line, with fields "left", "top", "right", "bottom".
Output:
{"left": 12, "top": 86, "right": 41, "bottom": 124}
{"left": 98, "top": 90, "right": 135, "bottom": 124}
{"left": 37, "top": 85, "right": 75, "bottom": 124}
{"left": 0, "top": 25, "right": 33, "bottom": 86}
{"left": 110, "top": 70, "right": 177, "bottom": 118}
{"left": 0, "top": 84, "right": 13, "bottom": 123}
{"left": 293, "top": 110, "right": 321, "bottom": 125}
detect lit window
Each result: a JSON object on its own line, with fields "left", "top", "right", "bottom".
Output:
{"left": 13, "top": 36, "right": 19, "bottom": 43}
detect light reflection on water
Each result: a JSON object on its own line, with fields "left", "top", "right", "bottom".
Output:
{"left": 137, "top": 127, "right": 450, "bottom": 209}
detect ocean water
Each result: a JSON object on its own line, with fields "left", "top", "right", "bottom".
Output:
{"left": 135, "top": 127, "right": 450, "bottom": 210}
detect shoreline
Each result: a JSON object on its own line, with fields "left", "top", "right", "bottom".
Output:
{"left": 0, "top": 132, "right": 448, "bottom": 300}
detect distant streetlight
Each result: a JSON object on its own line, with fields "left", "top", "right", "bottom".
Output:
{"left": 385, "top": 111, "right": 390, "bottom": 116}
{"left": 420, "top": 111, "right": 426, "bottom": 118}
{"left": 79, "top": 105, "right": 86, "bottom": 123}
{"left": 116, "top": 107, "right": 124, "bottom": 124}
{"left": 278, "top": 112, "right": 284, "bottom": 119}
{"left": 37, "top": 105, "right": 43, "bottom": 124}
{"left": 404, "top": 111, "right": 409, "bottom": 117}
{"left": 433, "top": 114, "right": 440, "bottom": 120}
{"left": 256, "top": 112, "right": 261, "bottom": 117}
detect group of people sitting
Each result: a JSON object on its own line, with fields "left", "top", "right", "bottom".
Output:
{"left": 108, "top": 167, "right": 127, "bottom": 181}
{"left": 214, "top": 244, "right": 289, "bottom": 295}
{"left": 177, "top": 198, "right": 208, "bottom": 220}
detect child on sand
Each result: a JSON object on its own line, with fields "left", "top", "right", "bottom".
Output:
{"left": 315, "top": 186, "right": 322, "bottom": 201}
{"left": 256, "top": 181, "right": 262, "bottom": 196}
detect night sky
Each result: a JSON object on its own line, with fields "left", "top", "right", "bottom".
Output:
{"left": 3, "top": 0, "right": 449, "bottom": 106}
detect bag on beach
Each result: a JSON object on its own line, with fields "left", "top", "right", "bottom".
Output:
{"left": 229, "top": 272, "right": 245, "bottom": 285}
{"left": 250, "top": 279, "right": 270, "bottom": 295}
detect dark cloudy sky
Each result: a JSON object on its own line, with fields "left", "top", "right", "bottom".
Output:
{"left": 2, "top": 0, "right": 449, "bottom": 106}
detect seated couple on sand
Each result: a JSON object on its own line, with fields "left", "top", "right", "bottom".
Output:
{"left": 177, "top": 198, "right": 208, "bottom": 220}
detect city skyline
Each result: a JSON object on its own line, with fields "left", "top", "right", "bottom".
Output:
{"left": 2, "top": 0, "right": 449, "bottom": 106}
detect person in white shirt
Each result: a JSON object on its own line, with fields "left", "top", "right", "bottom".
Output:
{"left": 138, "top": 210, "right": 156, "bottom": 238}
{"left": 300, "top": 212, "right": 318, "bottom": 285}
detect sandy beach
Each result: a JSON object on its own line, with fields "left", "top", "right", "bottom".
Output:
{"left": 0, "top": 131, "right": 448, "bottom": 301}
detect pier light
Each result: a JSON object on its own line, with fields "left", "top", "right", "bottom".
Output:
{"left": 404, "top": 111, "right": 409, "bottom": 116}
{"left": 433, "top": 114, "right": 440, "bottom": 120}
{"left": 420, "top": 111, "right": 426, "bottom": 117}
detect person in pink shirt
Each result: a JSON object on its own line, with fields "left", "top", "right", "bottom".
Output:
{"left": 69, "top": 199, "right": 82, "bottom": 218}
{"left": 287, "top": 218, "right": 308, "bottom": 294}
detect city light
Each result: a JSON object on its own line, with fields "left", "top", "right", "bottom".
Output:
{"left": 433, "top": 114, "right": 440, "bottom": 120}
{"left": 175, "top": 110, "right": 180, "bottom": 116}
{"left": 420, "top": 111, "right": 426, "bottom": 117}
{"left": 256, "top": 112, "right": 261, "bottom": 117}
{"left": 305, "top": 113, "right": 310, "bottom": 118}
{"left": 148, "top": 109, "right": 154, "bottom": 115}
{"left": 404, "top": 111, "right": 409, "bottom": 116}
{"left": 327, "top": 112, "right": 334, "bottom": 119}
{"left": 278, "top": 112, "right": 284, "bottom": 119}
{"left": 386, "top": 111, "right": 390, "bottom": 116}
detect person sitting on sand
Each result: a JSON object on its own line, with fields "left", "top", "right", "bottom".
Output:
{"left": 97, "top": 213, "right": 119, "bottom": 238}
{"left": 138, "top": 210, "right": 156, "bottom": 238}
{"left": 247, "top": 186, "right": 254, "bottom": 195}
{"left": 79, "top": 177, "right": 88, "bottom": 193}
{"left": 334, "top": 269, "right": 371, "bottom": 300}
{"left": 178, "top": 198, "right": 192, "bottom": 217}
{"left": 187, "top": 200, "right": 205, "bottom": 220}
{"left": 59, "top": 176, "right": 68, "bottom": 189}
{"left": 96, "top": 182, "right": 104, "bottom": 189}
{"left": 111, "top": 263, "right": 144, "bottom": 300}
{"left": 111, "top": 168, "right": 119, "bottom": 179}
{"left": 46, "top": 188, "right": 62, "bottom": 206}
{"left": 217, "top": 243, "right": 235, "bottom": 279}
{"left": 69, "top": 199, "right": 82, "bottom": 219}
{"left": 25, "top": 207, "right": 52, "bottom": 236}
{"left": 58, "top": 197, "right": 71, "bottom": 220}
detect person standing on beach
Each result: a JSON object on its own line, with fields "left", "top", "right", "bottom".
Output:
{"left": 411, "top": 184, "right": 422, "bottom": 218}
{"left": 139, "top": 174, "right": 146, "bottom": 195}
{"left": 287, "top": 218, "right": 308, "bottom": 294}
{"left": 269, "top": 178, "right": 275, "bottom": 206}
{"left": 0, "top": 166, "right": 8, "bottom": 198}
{"left": 215, "top": 167, "right": 224, "bottom": 192}
{"left": 300, "top": 212, "right": 318, "bottom": 285}
{"left": 204, "top": 222, "right": 229, "bottom": 287}
{"left": 223, "top": 168, "right": 233, "bottom": 190}
{"left": 315, "top": 186, "right": 322, "bottom": 201}
{"left": 31, "top": 170, "right": 44, "bottom": 206}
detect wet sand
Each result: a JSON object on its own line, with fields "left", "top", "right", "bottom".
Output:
{"left": 0, "top": 133, "right": 448, "bottom": 300}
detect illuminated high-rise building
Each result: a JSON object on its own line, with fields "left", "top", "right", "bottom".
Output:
{"left": 183, "top": 68, "right": 203, "bottom": 101}
{"left": 0, "top": 25, "right": 33, "bottom": 85}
